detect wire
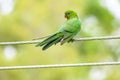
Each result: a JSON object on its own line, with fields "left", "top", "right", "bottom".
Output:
{"left": 0, "top": 40, "right": 41, "bottom": 45}
{"left": 0, "top": 62, "right": 120, "bottom": 70}
{"left": 75, "top": 36, "right": 120, "bottom": 41}
{"left": 0, "top": 36, "right": 120, "bottom": 70}
{"left": 0, "top": 36, "right": 120, "bottom": 45}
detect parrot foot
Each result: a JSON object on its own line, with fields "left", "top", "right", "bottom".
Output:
{"left": 68, "top": 38, "right": 75, "bottom": 43}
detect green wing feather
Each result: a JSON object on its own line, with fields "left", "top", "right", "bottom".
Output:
{"left": 42, "top": 36, "right": 63, "bottom": 50}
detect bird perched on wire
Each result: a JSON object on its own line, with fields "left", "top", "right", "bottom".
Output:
{"left": 35, "top": 10, "right": 81, "bottom": 50}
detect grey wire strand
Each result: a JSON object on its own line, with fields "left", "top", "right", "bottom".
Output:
{"left": 0, "top": 36, "right": 120, "bottom": 45}
{"left": 75, "top": 36, "right": 120, "bottom": 41}
{"left": 0, "top": 36, "right": 120, "bottom": 70}
{"left": 0, "top": 40, "right": 41, "bottom": 45}
{"left": 0, "top": 62, "right": 120, "bottom": 70}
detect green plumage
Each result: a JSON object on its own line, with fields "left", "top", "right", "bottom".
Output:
{"left": 35, "top": 10, "right": 81, "bottom": 50}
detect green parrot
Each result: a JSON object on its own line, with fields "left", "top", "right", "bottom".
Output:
{"left": 36, "top": 10, "right": 81, "bottom": 50}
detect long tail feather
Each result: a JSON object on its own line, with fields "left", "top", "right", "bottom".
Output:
{"left": 42, "top": 36, "right": 63, "bottom": 50}
{"left": 35, "top": 33, "right": 58, "bottom": 47}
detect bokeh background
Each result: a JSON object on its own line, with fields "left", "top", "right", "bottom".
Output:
{"left": 0, "top": 0, "right": 120, "bottom": 80}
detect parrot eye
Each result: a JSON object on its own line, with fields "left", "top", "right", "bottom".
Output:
{"left": 67, "top": 12, "right": 71, "bottom": 15}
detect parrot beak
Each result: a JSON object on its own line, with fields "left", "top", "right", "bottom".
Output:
{"left": 64, "top": 14, "right": 68, "bottom": 19}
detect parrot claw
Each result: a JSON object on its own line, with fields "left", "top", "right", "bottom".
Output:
{"left": 68, "top": 38, "right": 74, "bottom": 43}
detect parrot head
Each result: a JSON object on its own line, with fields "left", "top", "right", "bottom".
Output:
{"left": 64, "top": 10, "right": 78, "bottom": 19}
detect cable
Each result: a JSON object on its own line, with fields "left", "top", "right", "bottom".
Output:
{"left": 0, "top": 62, "right": 120, "bottom": 70}
{"left": 75, "top": 36, "right": 120, "bottom": 41}
{"left": 0, "top": 36, "right": 120, "bottom": 70}
{"left": 0, "top": 36, "right": 120, "bottom": 45}
{"left": 0, "top": 40, "right": 41, "bottom": 45}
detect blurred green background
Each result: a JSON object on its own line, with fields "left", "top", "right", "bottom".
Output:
{"left": 0, "top": 0, "right": 120, "bottom": 80}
